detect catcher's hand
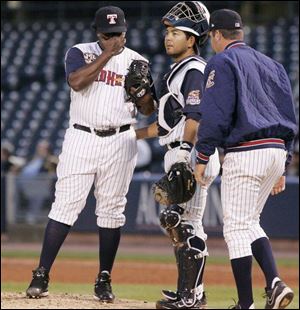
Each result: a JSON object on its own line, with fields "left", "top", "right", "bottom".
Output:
{"left": 124, "top": 60, "right": 155, "bottom": 115}
{"left": 176, "top": 141, "right": 194, "bottom": 163}
{"left": 152, "top": 162, "right": 196, "bottom": 205}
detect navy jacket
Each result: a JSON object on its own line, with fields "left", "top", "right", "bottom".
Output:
{"left": 196, "top": 41, "right": 298, "bottom": 167}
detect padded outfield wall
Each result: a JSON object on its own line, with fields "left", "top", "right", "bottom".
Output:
{"left": 2, "top": 174, "right": 298, "bottom": 238}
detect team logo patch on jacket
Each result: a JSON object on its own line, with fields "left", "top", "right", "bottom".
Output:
{"left": 206, "top": 70, "right": 215, "bottom": 89}
{"left": 84, "top": 53, "right": 97, "bottom": 64}
{"left": 186, "top": 90, "right": 201, "bottom": 105}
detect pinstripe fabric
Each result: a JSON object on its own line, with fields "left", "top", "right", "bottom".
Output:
{"left": 221, "top": 148, "right": 287, "bottom": 259}
{"left": 159, "top": 116, "right": 186, "bottom": 146}
{"left": 66, "top": 42, "right": 148, "bottom": 128}
{"left": 48, "top": 127, "right": 137, "bottom": 228}
{"left": 164, "top": 147, "right": 220, "bottom": 239}
{"left": 48, "top": 43, "right": 147, "bottom": 228}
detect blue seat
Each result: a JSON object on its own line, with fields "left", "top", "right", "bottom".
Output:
{"left": 1, "top": 19, "right": 298, "bottom": 166}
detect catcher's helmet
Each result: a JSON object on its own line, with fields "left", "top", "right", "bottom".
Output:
{"left": 162, "top": 1, "right": 210, "bottom": 48}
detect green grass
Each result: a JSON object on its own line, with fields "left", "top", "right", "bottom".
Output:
{"left": 1, "top": 250, "right": 299, "bottom": 267}
{"left": 2, "top": 282, "right": 299, "bottom": 309}
{"left": 2, "top": 249, "right": 298, "bottom": 308}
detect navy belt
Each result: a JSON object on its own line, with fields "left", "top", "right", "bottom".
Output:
{"left": 73, "top": 123, "right": 131, "bottom": 137}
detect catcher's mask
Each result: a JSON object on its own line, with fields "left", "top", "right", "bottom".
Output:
{"left": 162, "top": 1, "right": 210, "bottom": 49}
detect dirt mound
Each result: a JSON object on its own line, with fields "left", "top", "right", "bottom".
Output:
{"left": 1, "top": 292, "right": 155, "bottom": 309}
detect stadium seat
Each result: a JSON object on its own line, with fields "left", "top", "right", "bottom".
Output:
{"left": 1, "top": 18, "right": 299, "bottom": 166}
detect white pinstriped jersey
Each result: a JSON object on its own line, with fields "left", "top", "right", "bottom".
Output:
{"left": 158, "top": 56, "right": 206, "bottom": 146}
{"left": 48, "top": 42, "right": 142, "bottom": 228}
{"left": 65, "top": 42, "right": 148, "bottom": 129}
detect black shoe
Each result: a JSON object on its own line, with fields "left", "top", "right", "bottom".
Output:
{"left": 161, "top": 289, "right": 207, "bottom": 306}
{"left": 94, "top": 271, "right": 115, "bottom": 303}
{"left": 162, "top": 290, "right": 178, "bottom": 301}
{"left": 156, "top": 292, "right": 207, "bottom": 309}
{"left": 26, "top": 266, "right": 49, "bottom": 298}
{"left": 264, "top": 281, "right": 294, "bottom": 309}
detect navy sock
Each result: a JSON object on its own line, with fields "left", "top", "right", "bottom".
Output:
{"left": 231, "top": 256, "right": 253, "bottom": 308}
{"left": 39, "top": 219, "right": 71, "bottom": 272}
{"left": 251, "top": 237, "right": 279, "bottom": 289}
{"left": 99, "top": 227, "right": 120, "bottom": 274}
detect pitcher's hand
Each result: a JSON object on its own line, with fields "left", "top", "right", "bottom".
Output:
{"left": 103, "top": 34, "right": 126, "bottom": 56}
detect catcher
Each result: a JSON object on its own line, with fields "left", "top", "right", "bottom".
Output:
{"left": 134, "top": 2, "right": 220, "bottom": 309}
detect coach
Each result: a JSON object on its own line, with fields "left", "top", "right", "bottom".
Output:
{"left": 194, "top": 9, "right": 297, "bottom": 310}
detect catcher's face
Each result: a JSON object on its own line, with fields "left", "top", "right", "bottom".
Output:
{"left": 164, "top": 26, "right": 195, "bottom": 61}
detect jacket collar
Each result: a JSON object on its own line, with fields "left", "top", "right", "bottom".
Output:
{"left": 225, "top": 40, "right": 246, "bottom": 50}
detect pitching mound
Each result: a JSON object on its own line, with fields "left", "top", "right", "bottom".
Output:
{"left": 1, "top": 292, "right": 155, "bottom": 309}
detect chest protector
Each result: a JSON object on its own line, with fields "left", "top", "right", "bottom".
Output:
{"left": 158, "top": 56, "right": 206, "bottom": 138}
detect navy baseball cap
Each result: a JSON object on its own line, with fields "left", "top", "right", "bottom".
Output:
{"left": 91, "top": 6, "right": 127, "bottom": 33}
{"left": 209, "top": 9, "right": 243, "bottom": 30}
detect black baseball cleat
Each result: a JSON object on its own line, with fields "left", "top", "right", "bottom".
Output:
{"left": 264, "top": 280, "right": 294, "bottom": 309}
{"left": 94, "top": 271, "right": 115, "bottom": 303}
{"left": 26, "top": 266, "right": 49, "bottom": 298}
{"left": 156, "top": 291, "right": 207, "bottom": 309}
{"left": 162, "top": 290, "right": 178, "bottom": 301}
{"left": 162, "top": 289, "right": 207, "bottom": 305}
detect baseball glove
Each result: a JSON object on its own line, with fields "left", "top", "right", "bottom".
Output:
{"left": 124, "top": 60, "right": 152, "bottom": 111}
{"left": 152, "top": 162, "right": 196, "bottom": 205}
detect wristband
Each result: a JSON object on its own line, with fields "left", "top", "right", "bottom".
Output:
{"left": 180, "top": 141, "right": 194, "bottom": 152}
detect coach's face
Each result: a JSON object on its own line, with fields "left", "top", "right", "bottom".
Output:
{"left": 164, "top": 26, "right": 194, "bottom": 59}
{"left": 209, "top": 30, "right": 222, "bottom": 53}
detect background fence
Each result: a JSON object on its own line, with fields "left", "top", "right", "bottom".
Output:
{"left": 2, "top": 173, "right": 299, "bottom": 238}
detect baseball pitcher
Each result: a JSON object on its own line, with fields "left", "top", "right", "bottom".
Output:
{"left": 26, "top": 5, "right": 156, "bottom": 303}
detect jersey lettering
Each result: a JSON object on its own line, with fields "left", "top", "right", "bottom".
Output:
{"left": 95, "top": 69, "right": 124, "bottom": 87}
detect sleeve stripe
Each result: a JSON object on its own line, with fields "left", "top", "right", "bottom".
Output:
{"left": 198, "top": 153, "right": 209, "bottom": 161}
{"left": 196, "top": 152, "right": 210, "bottom": 164}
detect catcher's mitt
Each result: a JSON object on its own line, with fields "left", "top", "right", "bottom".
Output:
{"left": 153, "top": 162, "right": 196, "bottom": 205}
{"left": 125, "top": 60, "right": 154, "bottom": 114}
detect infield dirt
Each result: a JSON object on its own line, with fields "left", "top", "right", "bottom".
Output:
{"left": 2, "top": 234, "right": 298, "bottom": 309}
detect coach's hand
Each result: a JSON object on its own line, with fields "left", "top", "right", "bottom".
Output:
{"left": 271, "top": 175, "right": 286, "bottom": 196}
{"left": 194, "top": 163, "right": 208, "bottom": 187}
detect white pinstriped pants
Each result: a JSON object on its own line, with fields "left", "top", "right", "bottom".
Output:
{"left": 48, "top": 126, "right": 137, "bottom": 228}
{"left": 221, "top": 148, "right": 287, "bottom": 259}
{"left": 164, "top": 147, "right": 221, "bottom": 240}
